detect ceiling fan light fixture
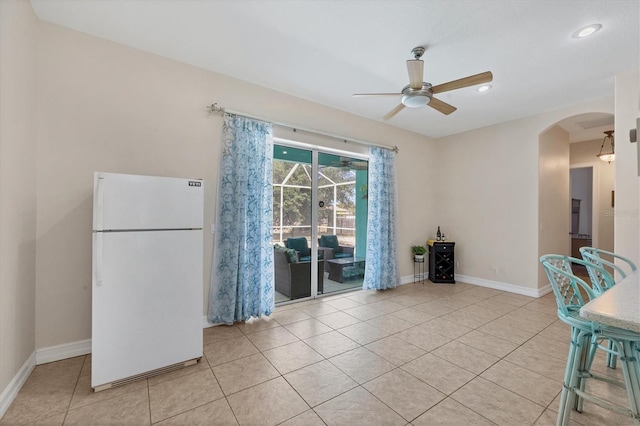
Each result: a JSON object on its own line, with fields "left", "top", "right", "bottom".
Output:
{"left": 402, "top": 93, "right": 430, "bottom": 108}
{"left": 401, "top": 84, "right": 432, "bottom": 108}
{"left": 574, "top": 23, "right": 602, "bottom": 38}
{"left": 597, "top": 130, "right": 615, "bottom": 163}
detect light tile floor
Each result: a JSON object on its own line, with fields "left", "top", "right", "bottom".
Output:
{"left": 1, "top": 281, "right": 635, "bottom": 425}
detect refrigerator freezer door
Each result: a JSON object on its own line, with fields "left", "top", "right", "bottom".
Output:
{"left": 93, "top": 172, "right": 203, "bottom": 231}
{"left": 91, "top": 229, "right": 203, "bottom": 389}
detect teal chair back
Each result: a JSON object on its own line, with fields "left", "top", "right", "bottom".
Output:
{"left": 540, "top": 254, "right": 599, "bottom": 322}
{"left": 579, "top": 247, "right": 637, "bottom": 286}
{"left": 286, "top": 237, "right": 310, "bottom": 258}
{"left": 319, "top": 235, "right": 339, "bottom": 251}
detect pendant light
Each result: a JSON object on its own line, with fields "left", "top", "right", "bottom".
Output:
{"left": 597, "top": 130, "right": 615, "bottom": 163}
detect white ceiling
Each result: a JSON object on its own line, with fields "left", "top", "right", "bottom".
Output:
{"left": 30, "top": 0, "right": 638, "bottom": 140}
{"left": 557, "top": 112, "right": 615, "bottom": 143}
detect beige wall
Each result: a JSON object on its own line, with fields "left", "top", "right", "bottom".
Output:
{"left": 0, "top": 0, "right": 38, "bottom": 395}
{"left": 614, "top": 70, "right": 640, "bottom": 264}
{"left": 538, "top": 126, "right": 570, "bottom": 287}
{"left": 35, "top": 21, "right": 436, "bottom": 348}
{"left": 570, "top": 139, "right": 615, "bottom": 252}
{"left": 2, "top": 1, "right": 636, "bottom": 370}
{"left": 435, "top": 97, "right": 613, "bottom": 292}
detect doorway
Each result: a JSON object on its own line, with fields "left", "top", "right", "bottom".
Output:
{"left": 272, "top": 142, "right": 368, "bottom": 304}
{"left": 570, "top": 166, "right": 593, "bottom": 257}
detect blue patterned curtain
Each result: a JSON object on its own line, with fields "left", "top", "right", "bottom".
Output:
{"left": 363, "top": 147, "right": 399, "bottom": 290}
{"left": 208, "top": 114, "right": 274, "bottom": 324}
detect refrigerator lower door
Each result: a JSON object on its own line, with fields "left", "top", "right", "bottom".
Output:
{"left": 92, "top": 229, "right": 203, "bottom": 389}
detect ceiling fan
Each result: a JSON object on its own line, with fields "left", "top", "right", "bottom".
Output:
{"left": 353, "top": 46, "right": 493, "bottom": 120}
{"left": 328, "top": 157, "right": 368, "bottom": 170}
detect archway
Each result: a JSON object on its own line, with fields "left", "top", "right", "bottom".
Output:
{"left": 538, "top": 112, "right": 615, "bottom": 287}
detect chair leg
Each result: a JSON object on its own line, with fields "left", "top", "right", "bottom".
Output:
{"left": 575, "top": 333, "right": 598, "bottom": 412}
{"left": 607, "top": 339, "right": 618, "bottom": 369}
{"left": 617, "top": 340, "right": 640, "bottom": 422}
{"left": 558, "top": 327, "right": 585, "bottom": 426}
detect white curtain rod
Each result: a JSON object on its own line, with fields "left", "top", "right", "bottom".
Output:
{"left": 206, "top": 103, "right": 399, "bottom": 154}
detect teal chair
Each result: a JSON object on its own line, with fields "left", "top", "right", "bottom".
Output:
{"left": 318, "top": 235, "right": 354, "bottom": 259}
{"left": 318, "top": 235, "right": 354, "bottom": 273}
{"left": 580, "top": 247, "right": 637, "bottom": 291}
{"left": 285, "top": 237, "right": 311, "bottom": 261}
{"left": 580, "top": 247, "right": 638, "bottom": 368}
{"left": 285, "top": 237, "right": 324, "bottom": 262}
{"left": 540, "top": 254, "right": 640, "bottom": 425}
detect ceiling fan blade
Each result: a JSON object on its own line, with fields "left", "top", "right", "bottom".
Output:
{"left": 383, "top": 104, "right": 405, "bottom": 120}
{"left": 407, "top": 60, "right": 424, "bottom": 89}
{"left": 431, "top": 71, "right": 493, "bottom": 94}
{"left": 353, "top": 93, "right": 401, "bottom": 97}
{"left": 428, "top": 97, "right": 457, "bottom": 115}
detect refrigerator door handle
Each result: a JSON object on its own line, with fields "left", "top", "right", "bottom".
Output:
{"left": 95, "top": 232, "right": 103, "bottom": 286}
{"left": 94, "top": 176, "right": 104, "bottom": 230}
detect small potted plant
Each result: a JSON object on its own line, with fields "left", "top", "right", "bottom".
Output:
{"left": 411, "top": 245, "right": 427, "bottom": 262}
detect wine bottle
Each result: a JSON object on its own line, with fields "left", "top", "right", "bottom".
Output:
{"left": 436, "top": 226, "right": 441, "bottom": 241}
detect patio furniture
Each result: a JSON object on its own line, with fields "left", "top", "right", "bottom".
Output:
{"left": 326, "top": 257, "right": 365, "bottom": 283}
{"left": 285, "top": 237, "right": 312, "bottom": 262}
{"left": 318, "top": 235, "right": 354, "bottom": 272}
{"left": 319, "top": 235, "right": 354, "bottom": 258}
{"left": 274, "top": 247, "right": 323, "bottom": 300}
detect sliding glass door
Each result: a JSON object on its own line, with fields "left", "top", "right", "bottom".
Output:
{"left": 272, "top": 143, "right": 368, "bottom": 304}
{"left": 317, "top": 153, "right": 368, "bottom": 295}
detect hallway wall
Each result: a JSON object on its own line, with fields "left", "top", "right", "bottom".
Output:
{"left": 0, "top": 0, "right": 38, "bottom": 407}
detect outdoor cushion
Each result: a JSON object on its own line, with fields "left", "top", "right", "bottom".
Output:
{"left": 320, "top": 235, "right": 339, "bottom": 250}
{"left": 334, "top": 252, "right": 352, "bottom": 259}
{"left": 299, "top": 252, "right": 324, "bottom": 262}
{"left": 274, "top": 244, "right": 298, "bottom": 263}
{"left": 286, "top": 237, "right": 310, "bottom": 258}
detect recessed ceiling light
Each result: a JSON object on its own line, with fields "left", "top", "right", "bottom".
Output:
{"left": 477, "top": 84, "right": 492, "bottom": 92}
{"left": 574, "top": 24, "right": 602, "bottom": 38}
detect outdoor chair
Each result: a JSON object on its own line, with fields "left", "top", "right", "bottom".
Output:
{"left": 285, "top": 237, "right": 323, "bottom": 262}
{"left": 273, "top": 246, "right": 323, "bottom": 299}
{"left": 318, "top": 235, "right": 354, "bottom": 272}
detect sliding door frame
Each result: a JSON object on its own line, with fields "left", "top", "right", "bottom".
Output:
{"left": 274, "top": 137, "right": 369, "bottom": 303}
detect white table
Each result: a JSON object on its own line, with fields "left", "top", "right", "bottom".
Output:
{"left": 580, "top": 269, "right": 640, "bottom": 333}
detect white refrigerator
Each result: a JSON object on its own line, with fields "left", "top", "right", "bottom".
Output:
{"left": 92, "top": 172, "right": 203, "bottom": 391}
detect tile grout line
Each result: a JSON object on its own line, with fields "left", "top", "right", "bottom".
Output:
{"left": 4, "top": 286, "right": 608, "bottom": 425}
{"left": 62, "top": 354, "right": 87, "bottom": 425}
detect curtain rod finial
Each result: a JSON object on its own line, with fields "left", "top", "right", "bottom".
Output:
{"left": 393, "top": 146, "right": 399, "bottom": 154}
{"left": 207, "top": 103, "right": 225, "bottom": 114}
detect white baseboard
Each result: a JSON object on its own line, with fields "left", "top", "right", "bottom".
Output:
{"left": 455, "top": 274, "right": 552, "bottom": 298}
{"left": 35, "top": 339, "right": 92, "bottom": 365}
{"left": 0, "top": 351, "right": 36, "bottom": 419}
{"left": 399, "top": 274, "right": 417, "bottom": 285}
{"left": 401, "top": 272, "right": 551, "bottom": 298}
